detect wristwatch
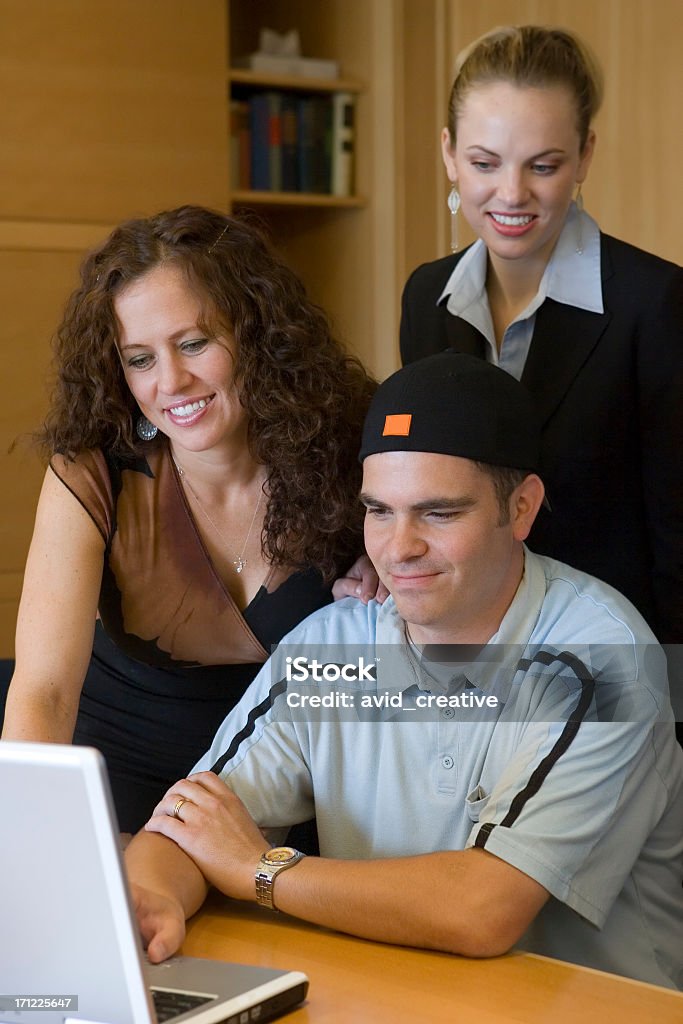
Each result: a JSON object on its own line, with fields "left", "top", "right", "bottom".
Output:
{"left": 255, "top": 846, "right": 306, "bottom": 911}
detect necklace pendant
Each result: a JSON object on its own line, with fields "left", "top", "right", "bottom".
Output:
{"left": 233, "top": 556, "right": 246, "bottom": 574}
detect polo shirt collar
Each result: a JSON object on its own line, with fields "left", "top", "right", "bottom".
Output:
{"left": 375, "top": 548, "right": 547, "bottom": 703}
{"left": 467, "top": 547, "right": 547, "bottom": 702}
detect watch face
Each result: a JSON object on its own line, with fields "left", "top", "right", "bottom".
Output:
{"left": 264, "top": 846, "right": 298, "bottom": 865}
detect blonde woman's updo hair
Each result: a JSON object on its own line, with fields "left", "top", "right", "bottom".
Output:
{"left": 447, "top": 25, "right": 603, "bottom": 151}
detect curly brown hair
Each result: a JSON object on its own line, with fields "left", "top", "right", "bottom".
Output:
{"left": 39, "top": 205, "right": 376, "bottom": 581}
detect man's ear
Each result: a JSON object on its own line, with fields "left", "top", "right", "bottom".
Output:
{"left": 510, "top": 474, "right": 545, "bottom": 541}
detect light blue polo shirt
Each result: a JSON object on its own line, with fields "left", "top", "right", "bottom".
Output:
{"left": 194, "top": 549, "right": 683, "bottom": 990}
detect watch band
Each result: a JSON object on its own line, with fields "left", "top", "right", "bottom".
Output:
{"left": 255, "top": 847, "right": 305, "bottom": 911}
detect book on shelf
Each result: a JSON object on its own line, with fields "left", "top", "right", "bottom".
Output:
{"left": 297, "top": 95, "right": 332, "bottom": 193}
{"left": 249, "top": 91, "right": 282, "bottom": 191}
{"left": 268, "top": 92, "right": 283, "bottom": 191}
{"left": 235, "top": 87, "right": 355, "bottom": 197}
{"left": 230, "top": 100, "right": 251, "bottom": 190}
{"left": 280, "top": 93, "right": 299, "bottom": 192}
{"left": 311, "top": 96, "right": 332, "bottom": 193}
{"left": 330, "top": 92, "right": 355, "bottom": 197}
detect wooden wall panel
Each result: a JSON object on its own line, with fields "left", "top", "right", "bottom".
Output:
{"left": 227, "top": 0, "right": 397, "bottom": 378}
{"left": 399, "top": 1, "right": 447, "bottom": 284}
{"left": 0, "top": 0, "right": 229, "bottom": 221}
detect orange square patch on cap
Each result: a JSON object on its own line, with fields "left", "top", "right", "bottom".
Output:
{"left": 383, "top": 413, "right": 412, "bottom": 437}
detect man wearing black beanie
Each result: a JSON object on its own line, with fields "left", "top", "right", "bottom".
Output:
{"left": 127, "top": 353, "right": 683, "bottom": 991}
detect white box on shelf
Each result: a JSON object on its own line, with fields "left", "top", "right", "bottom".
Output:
{"left": 234, "top": 54, "right": 340, "bottom": 79}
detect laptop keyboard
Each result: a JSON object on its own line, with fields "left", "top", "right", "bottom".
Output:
{"left": 151, "top": 987, "right": 213, "bottom": 1022}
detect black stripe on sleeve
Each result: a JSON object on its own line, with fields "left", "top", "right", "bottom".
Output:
{"left": 474, "top": 650, "right": 596, "bottom": 849}
{"left": 210, "top": 677, "right": 288, "bottom": 776}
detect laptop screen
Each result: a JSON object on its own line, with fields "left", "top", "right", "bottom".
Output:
{"left": 0, "top": 743, "right": 307, "bottom": 1024}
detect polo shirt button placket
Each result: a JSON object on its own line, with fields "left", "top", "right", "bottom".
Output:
{"left": 437, "top": 709, "right": 458, "bottom": 791}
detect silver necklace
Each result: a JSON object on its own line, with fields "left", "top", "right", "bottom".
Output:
{"left": 175, "top": 462, "right": 264, "bottom": 574}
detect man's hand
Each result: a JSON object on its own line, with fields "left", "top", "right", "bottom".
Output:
{"left": 332, "top": 554, "right": 389, "bottom": 604}
{"left": 140, "top": 776, "right": 549, "bottom": 959}
{"left": 145, "top": 773, "right": 267, "bottom": 902}
{"left": 130, "top": 882, "right": 186, "bottom": 964}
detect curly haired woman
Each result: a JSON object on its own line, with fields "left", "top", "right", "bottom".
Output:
{"left": 2, "top": 206, "right": 376, "bottom": 832}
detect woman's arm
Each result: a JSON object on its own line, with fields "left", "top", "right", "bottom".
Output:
{"left": 2, "top": 467, "right": 105, "bottom": 743}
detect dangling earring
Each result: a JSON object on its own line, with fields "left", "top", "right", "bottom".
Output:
{"left": 136, "top": 415, "right": 158, "bottom": 441}
{"left": 575, "top": 184, "right": 585, "bottom": 255}
{"left": 448, "top": 184, "right": 461, "bottom": 253}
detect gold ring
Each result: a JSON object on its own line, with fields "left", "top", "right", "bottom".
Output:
{"left": 173, "top": 797, "right": 187, "bottom": 820}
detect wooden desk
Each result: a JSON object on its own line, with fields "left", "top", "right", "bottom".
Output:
{"left": 183, "top": 895, "right": 683, "bottom": 1023}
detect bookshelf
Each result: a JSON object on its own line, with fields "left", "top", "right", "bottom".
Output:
{"left": 230, "top": 70, "right": 363, "bottom": 94}
{"left": 228, "top": 71, "right": 363, "bottom": 204}
{"left": 224, "top": 1, "right": 396, "bottom": 379}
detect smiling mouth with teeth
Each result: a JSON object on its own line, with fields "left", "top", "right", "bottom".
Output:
{"left": 489, "top": 213, "right": 535, "bottom": 226}
{"left": 168, "top": 397, "right": 212, "bottom": 417}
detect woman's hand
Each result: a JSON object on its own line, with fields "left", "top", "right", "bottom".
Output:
{"left": 145, "top": 773, "right": 267, "bottom": 902}
{"left": 332, "top": 554, "right": 389, "bottom": 605}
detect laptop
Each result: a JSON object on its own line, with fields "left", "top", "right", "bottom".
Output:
{"left": 0, "top": 742, "right": 308, "bottom": 1024}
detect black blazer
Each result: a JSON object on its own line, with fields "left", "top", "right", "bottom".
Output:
{"left": 400, "top": 234, "right": 683, "bottom": 644}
